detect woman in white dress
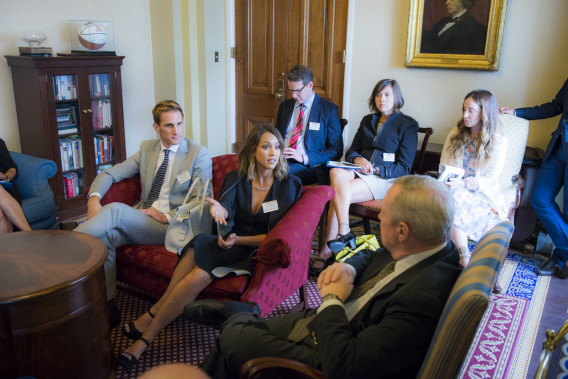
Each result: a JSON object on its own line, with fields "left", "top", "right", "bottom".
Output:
{"left": 440, "top": 89, "right": 508, "bottom": 266}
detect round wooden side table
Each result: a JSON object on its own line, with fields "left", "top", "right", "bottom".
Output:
{"left": 0, "top": 230, "right": 112, "bottom": 379}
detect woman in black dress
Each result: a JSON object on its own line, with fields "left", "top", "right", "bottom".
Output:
{"left": 0, "top": 138, "right": 31, "bottom": 234}
{"left": 119, "top": 123, "right": 302, "bottom": 370}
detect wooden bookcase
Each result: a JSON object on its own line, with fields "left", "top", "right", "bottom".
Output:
{"left": 5, "top": 55, "right": 127, "bottom": 221}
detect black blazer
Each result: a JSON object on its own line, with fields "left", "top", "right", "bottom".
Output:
{"left": 421, "top": 12, "right": 487, "bottom": 55}
{"left": 310, "top": 243, "right": 462, "bottom": 379}
{"left": 516, "top": 77, "right": 568, "bottom": 162}
{"left": 218, "top": 170, "right": 302, "bottom": 236}
{"left": 345, "top": 112, "right": 419, "bottom": 179}
{"left": 275, "top": 94, "right": 343, "bottom": 168}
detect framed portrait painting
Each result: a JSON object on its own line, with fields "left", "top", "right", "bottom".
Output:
{"left": 405, "top": 0, "right": 508, "bottom": 71}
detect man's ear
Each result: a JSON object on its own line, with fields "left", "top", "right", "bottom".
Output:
{"left": 398, "top": 221, "right": 410, "bottom": 242}
{"left": 153, "top": 123, "right": 160, "bottom": 133}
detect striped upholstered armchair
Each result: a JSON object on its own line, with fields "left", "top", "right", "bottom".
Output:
{"left": 240, "top": 221, "right": 514, "bottom": 378}
{"left": 417, "top": 220, "right": 514, "bottom": 378}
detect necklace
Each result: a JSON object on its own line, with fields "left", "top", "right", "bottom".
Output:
{"left": 253, "top": 180, "right": 272, "bottom": 191}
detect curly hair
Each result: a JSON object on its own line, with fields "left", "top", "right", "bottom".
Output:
{"left": 238, "top": 123, "right": 288, "bottom": 181}
{"left": 447, "top": 89, "right": 500, "bottom": 166}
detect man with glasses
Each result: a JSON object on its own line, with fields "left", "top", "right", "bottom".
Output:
{"left": 275, "top": 65, "right": 343, "bottom": 185}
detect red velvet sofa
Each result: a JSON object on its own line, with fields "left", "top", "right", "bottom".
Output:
{"left": 96, "top": 154, "right": 334, "bottom": 316}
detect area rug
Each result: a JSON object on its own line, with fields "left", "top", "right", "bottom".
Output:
{"left": 112, "top": 280, "right": 322, "bottom": 378}
{"left": 458, "top": 251, "right": 550, "bottom": 379}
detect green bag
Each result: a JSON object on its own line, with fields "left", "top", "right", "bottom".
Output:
{"left": 335, "top": 235, "right": 380, "bottom": 262}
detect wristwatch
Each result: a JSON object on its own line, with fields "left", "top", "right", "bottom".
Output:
{"left": 321, "top": 293, "right": 343, "bottom": 304}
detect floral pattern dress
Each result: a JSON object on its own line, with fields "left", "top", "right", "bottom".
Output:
{"left": 449, "top": 138, "right": 503, "bottom": 241}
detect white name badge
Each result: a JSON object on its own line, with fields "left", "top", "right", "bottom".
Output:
{"left": 262, "top": 200, "right": 279, "bottom": 213}
{"left": 177, "top": 171, "right": 191, "bottom": 184}
{"left": 309, "top": 122, "right": 320, "bottom": 131}
{"left": 383, "top": 153, "right": 395, "bottom": 162}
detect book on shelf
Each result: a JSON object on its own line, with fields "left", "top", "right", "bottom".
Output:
{"left": 94, "top": 135, "right": 113, "bottom": 164}
{"left": 59, "top": 137, "right": 83, "bottom": 171}
{"left": 54, "top": 75, "right": 77, "bottom": 101}
{"left": 96, "top": 164, "right": 113, "bottom": 175}
{"left": 89, "top": 74, "right": 110, "bottom": 97}
{"left": 91, "top": 100, "right": 112, "bottom": 129}
{"left": 62, "top": 172, "right": 82, "bottom": 199}
{"left": 19, "top": 46, "right": 52, "bottom": 54}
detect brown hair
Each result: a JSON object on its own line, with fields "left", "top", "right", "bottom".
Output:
{"left": 368, "top": 79, "right": 405, "bottom": 114}
{"left": 152, "top": 100, "right": 184, "bottom": 125}
{"left": 448, "top": 89, "right": 499, "bottom": 165}
{"left": 238, "top": 123, "right": 288, "bottom": 181}
{"left": 287, "top": 65, "right": 313, "bottom": 85}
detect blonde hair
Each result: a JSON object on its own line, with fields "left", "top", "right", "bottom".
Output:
{"left": 152, "top": 100, "right": 184, "bottom": 124}
{"left": 238, "top": 123, "right": 288, "bottom": 181}
{"left": 447, "top": 89, "right": 500, "bottom": 166}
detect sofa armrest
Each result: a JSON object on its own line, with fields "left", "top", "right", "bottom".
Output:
{"left": 10, "top": 152, "right": 57, "bottom": 199}
{"left": 86, "top": 174, "right": 142, "bottom": 206}
{"left": 254, "top": 185, "right": 335, "bottom": 267}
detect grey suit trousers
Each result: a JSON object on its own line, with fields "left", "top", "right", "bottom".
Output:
{"left": 74, "top": 202, "right": 168, "bottom": 300}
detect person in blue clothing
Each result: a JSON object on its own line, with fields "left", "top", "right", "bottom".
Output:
{"left": 275, "top": 65, "right": 343, "bottom": 185}
{"left": 501, "top": 77, "right": 568, "bottom": 278}
{"left": 311, "top": 79, "right": 419, "bottom": 275}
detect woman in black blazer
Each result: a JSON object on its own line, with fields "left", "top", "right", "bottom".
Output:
{"left": 312, "top": 79, "right": 419, "bottom": 275}
{"left": 119, "top": 124, "right": 302, "bottom": 370}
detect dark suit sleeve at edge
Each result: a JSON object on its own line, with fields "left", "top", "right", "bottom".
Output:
{"left": 516, "top": 78, "right": 568, "bottom": 120}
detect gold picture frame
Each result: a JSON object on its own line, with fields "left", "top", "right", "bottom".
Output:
{"left": 405, "top": 0, "right": 508, "bottom": 71}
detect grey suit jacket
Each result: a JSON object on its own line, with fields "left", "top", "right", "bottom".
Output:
{"left": 89, "top": 138, "right": 213, "bottom": 218}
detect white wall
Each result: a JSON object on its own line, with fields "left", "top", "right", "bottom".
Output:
{"left": 344, "top": 0, "right": 568, "bottom": 150}
{"left": 0, "top": 0, "right": 156, "bottom": 156}
{"left": 2, "top": 1, "right": 567, "bottom": 159}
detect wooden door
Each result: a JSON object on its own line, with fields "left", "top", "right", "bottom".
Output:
{"left": 235, "top": 0, "right": 348, "bottom": 151}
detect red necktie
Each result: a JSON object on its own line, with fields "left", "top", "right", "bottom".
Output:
{"left": 289, "top": 105, "right": 304, "bottom": 149}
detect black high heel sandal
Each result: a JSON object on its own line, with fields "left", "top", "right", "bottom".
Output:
{"left": 118, "top": 337, "right": 150, "bottom": 371}
{"left": 121, "top": 309, "right": 155, "bottom": 340}
{"left": 327, "top": 231, "right": 357, "bottom": 253}
{"left": 309, "top": 255, "right": 336, "bottom": 277}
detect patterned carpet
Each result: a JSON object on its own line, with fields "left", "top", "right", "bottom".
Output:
{"left": 112, "top": 218, "right": 549, "bottom": 378}
{"left": 113, "top": 281, "right": 323, "bottom": 378}
{"left": 458, "top": 251, "right": 550, "bottom": 379}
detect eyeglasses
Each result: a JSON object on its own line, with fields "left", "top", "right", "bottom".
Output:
{"left": 288, "top": 84, "right": 306, "bottom": 94}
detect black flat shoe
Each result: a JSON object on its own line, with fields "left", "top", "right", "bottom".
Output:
{"left": 308, "top": 255, "right": 336, "bottom": 277}
{"left": 327, "top": 231, "right": 357, "bottom": 253}
{"left": 118, "top": 337, "right": 150, "bottom": 371}
{"left": 121, "top": 309, "right": 155, "bottom": 340}
{"left": 536, "top": 258, "right": 558, "bottom": 276}
{"left": 184, "top": 300, "right": 260, "bottom": 328}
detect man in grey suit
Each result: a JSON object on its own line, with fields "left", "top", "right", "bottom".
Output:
{"left": 75, "top": 100, "right": 212, "bottom": 327}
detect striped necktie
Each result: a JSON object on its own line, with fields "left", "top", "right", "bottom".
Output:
{"left": 144, "top": 149, "right": 170, "bottom": 208}
{"left": 288, "top": 260, "right": 397, "bottom": 342}
{"left": 288, "top": 104, "right": 305, "bottom": 149}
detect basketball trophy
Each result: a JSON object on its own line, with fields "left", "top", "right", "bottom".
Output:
{"left": 67, "top": 20, "right": 116, "bottom": 56}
